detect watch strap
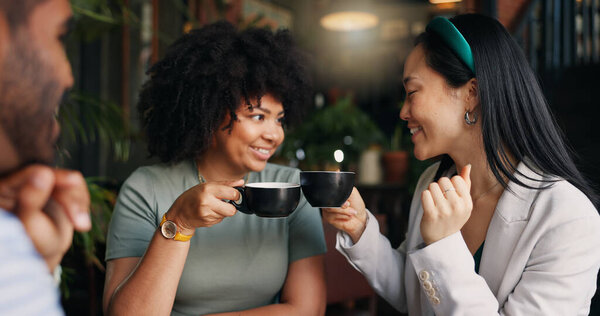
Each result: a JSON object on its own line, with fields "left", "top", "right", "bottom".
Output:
{"left": 160, "top": 214, "right": 194, "bottom": 242}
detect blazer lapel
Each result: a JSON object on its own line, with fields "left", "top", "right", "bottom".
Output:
{"left": 477, "top": 160, "right": 545, "bottom": 299}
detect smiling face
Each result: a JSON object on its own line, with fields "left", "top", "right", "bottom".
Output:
{"left": 400, "top": 44, "right": 475, "bottom": 161}
{"left": 211, "top": 93, "right": 285, "bottom": 175}
{"left": 0, "top": 0, "right": 73, "bottom": 170}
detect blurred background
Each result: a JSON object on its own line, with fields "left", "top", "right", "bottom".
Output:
{"left": 58, "top": 0, "right": 600, "bottom": 315}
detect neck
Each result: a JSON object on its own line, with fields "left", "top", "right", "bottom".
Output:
{"left": 196, "top": 153, "right": 246, "bottom": 182}
{"left": 449, "top": 140, "right": 516, "bottom": 200}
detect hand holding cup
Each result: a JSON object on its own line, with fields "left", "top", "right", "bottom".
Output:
{"left": 322, "top": 187, "right": 368, "bottom": 244}
{"left": 166, "top": 179, "right": 245, "bottom": 234}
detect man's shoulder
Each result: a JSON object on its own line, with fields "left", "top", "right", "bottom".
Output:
{"left": 0, "top": 210, "right": 63, "bottom": 315}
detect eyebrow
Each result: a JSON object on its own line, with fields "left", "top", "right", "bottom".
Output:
{"left": 252, "top": 107, "right": 285, "bottom": 116}
{"left": 403, "top": 76, "right": 417, "bottom": 85}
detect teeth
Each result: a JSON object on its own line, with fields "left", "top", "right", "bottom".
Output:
{"left": 253, "top": 147, "right": 270, "bottom": 154}
{"left": 410, "top": 127, "right": 422, "bottom": 135}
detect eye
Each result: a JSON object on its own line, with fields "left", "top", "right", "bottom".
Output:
{"left": 250, "top": 114, "right": 264, "bottom": 121}
{"left": 407, "top": 90, "right": 417, "bottom": 96}
{"left": 276, "top": 116, "right": 285, "bottom": 125}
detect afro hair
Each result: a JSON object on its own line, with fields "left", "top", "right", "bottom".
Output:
{"left": 138, "top": 21, "right": 312, "bottom": 163}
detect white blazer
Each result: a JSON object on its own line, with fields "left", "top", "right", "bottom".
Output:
{"left": 337, "top": 161, "right": 600, "bottom": 315}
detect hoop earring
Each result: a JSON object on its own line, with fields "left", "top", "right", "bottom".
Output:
{"left": 464, "top": 111, "right": 478, "bottom": 125}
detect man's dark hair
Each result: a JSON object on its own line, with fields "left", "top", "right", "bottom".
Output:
{"left": 138, "top": 21, "right": 312, "bottom": 163}
{"left": 0, "top": 0, "right": 49, "bottom": 31}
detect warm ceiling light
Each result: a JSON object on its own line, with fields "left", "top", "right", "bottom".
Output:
{"left": 429, "top": 0, "right": 461, "bottom": 3}
{"left": 320, "top": 11, "right": 379, "bottom": 32}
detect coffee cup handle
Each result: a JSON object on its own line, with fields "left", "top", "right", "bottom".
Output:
{"left": 230, "top": 187, "right": 252, "bottom": 214}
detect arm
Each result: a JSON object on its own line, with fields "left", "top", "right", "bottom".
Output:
{"left": 411, "top": 165, "right": 600, "bottom": 315}
{"left": 103, "top": 230, "right": 190, "bottom": 315}
{"left": 409, "top": 215, "right": 600, "bottom": 316}
{"left": 0, "top": 210, "right": 65, "bottom": 315}
{"left": 323, "top": 188, "right": 409, "bottom": 311}
{"left": 103, "top": 171, "right": 244, "bottom": 315}
{"left": 206, "top": 255, "right": 326, "bottom": 316}
{"left": 336, "top": 210, "right": 409, "bottom": 312}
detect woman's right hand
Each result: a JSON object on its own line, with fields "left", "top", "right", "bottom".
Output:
{"left": 322, "top": 187, "right": 368, "bottom": 244}
{"left": 165, "top": 179, "right": 245, "bottom": 234}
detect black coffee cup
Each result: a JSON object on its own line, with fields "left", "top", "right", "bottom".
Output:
{"left": 300, "top": 171, "right": 355, "bottom": 208}
{"left": 230, "top": 182, "right": 301, "bottom": 218}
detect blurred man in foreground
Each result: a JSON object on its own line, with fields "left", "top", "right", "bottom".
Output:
{"left": 0, "top": 0, "right": 91, "bottom": 314}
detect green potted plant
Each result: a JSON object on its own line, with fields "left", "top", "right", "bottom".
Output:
{"left": 279, "top": 95, "right": 385, "bottom": 171}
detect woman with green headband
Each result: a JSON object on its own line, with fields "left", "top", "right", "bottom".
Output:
{"left": 323, "top": 13, "right": 599, "bottom": 315}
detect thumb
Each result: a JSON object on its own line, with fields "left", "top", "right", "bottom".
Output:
{"left": 460, "top": 164, "right": 472, "bottom": 190}
{"left": 16, "top": 168, "right": 55, "bottom": 219}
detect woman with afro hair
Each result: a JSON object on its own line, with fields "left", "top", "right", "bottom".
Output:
{"left": 103, "top": 21, "right": 326, "bottom": 315}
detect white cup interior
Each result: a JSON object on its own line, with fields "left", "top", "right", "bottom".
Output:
{"left": 245, "top": 182, "right": 300, "bottom": 189}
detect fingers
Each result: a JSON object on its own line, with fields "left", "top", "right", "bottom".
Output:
{"left": 450, "top": 174, "right": 469, "bottom": 198}
{"left": 421, "top": 189, "right": 435, "bottom": 215}
{"left": 427, "top": 182, "right": 445, "bottom": 207}
{"left": 16, "top": 168, "right": 56, "bottom": 220}
{"left": 210, "top": 184, "right": 242, "bottom": 203}
{"left": 322, "top": 201, "right": 355, "bottom": 216}
{"left": 52, "top": 170, "right": 91, "bottom": 232}
{"left": 218, "top": 179, "right": 246, "bottom": 188}
{"left": 0, "top": 165, "right": 50, "bottom": 210}
{"left": 43, "top": 199, "right": 75, "bottom": 250}
{"left": 460, "top": 164, "right": 472, "bottom": 190}
{"left": 322, "top": 187, "right": 364, "bottom": 217}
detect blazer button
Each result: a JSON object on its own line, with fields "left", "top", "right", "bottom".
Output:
{"left": 423, "top": 280, "right": 433, "bottom": 291}
{"left": 431, "top": 296, "right": 441, "bottom": 305}
{"left": 419, "top": 270, "right": 430, "bottom": 281}
{"left": 425, "top": 287, "right": 436, "bottom": 297}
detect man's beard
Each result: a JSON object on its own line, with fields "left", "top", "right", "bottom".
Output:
{"left": 0, "top": 33, "right": 66, "bottom": 167}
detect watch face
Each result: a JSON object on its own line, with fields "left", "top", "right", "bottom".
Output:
{"left": 161, "top": 220, "right": 177, "bottom": 239}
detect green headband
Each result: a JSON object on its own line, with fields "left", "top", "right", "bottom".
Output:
{"left": 426, "top": 17, "right": 475, "bottom": 75}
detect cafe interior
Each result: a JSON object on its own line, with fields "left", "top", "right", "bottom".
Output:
{"left": 56, "top": 0, "right": 600, "bottom": 315}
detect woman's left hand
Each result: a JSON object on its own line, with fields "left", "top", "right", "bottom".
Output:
{"left": 420, "top": 164, "right": 473, "bottom": 245}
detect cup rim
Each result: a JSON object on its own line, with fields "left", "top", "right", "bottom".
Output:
{"left": 300, "top": 171, "right": 355, "bottom": 175}
{"left": 245, "top": 182, "right": 300, "bottom": 189}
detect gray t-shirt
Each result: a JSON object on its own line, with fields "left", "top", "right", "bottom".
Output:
{"left": 106, "top": 160, "right": 326, "bottom": 315}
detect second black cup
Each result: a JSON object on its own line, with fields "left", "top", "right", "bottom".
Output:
{"left": 300, "top": 171, "right": 355, "bottom": 208}
{"left": 231, "top": 182, "right": 301, "bottom": 218}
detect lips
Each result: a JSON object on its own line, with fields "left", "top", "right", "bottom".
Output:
{"left": 409, "top": 126, "right": 422, "bottom": 135}
{"left": 250, "top": 146, "right": 273, "bottom": 160}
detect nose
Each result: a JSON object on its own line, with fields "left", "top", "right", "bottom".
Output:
{"left": 263, "top": 120, "right": 284, "bottom": 144}
{"left": 399, "top": 102, "right": 410, "bottom": 121}
{"left": 60, "top": 54, "right": 74, "bottom": 90}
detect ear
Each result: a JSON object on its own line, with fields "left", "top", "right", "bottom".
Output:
{"left": 465, "top": 78, "right": 479, "bottom": 110}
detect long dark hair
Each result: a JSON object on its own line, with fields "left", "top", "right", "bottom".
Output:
{"left": 418, "top": 13, "right": 598, "bottom": 208}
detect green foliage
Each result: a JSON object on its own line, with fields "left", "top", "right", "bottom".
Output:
{"left": 70, "top": 0, "right": 128, "bottom": 42}
{"left": 59, "top": 91, "right": 131, "bottom": 162}
{"left": 74, "top": 178, "right": 116, "bottom": 270}
{"left": 280, "top": 96, "right": 385, "bottom": 169}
